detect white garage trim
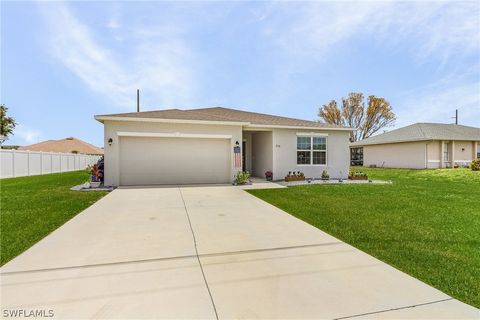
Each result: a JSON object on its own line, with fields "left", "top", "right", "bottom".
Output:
{"left": 117, "top": 131, "right": 233, "bottom": 139}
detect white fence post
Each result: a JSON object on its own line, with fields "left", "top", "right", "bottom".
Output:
{"left": 12, "top": 151, "right": 15, "bottom": 178}
{"left": 0, "top": 149, "right": 101, "bottom": 179}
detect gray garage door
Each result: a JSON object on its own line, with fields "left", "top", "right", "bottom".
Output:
{"left": 119, "top": 136, "right": 231, "bottom": 185}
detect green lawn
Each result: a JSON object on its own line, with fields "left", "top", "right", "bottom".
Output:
{"left": 1, "top": 171, "right": 107, "bottom": 266}
{"left": 247, "top": 168, "right": 480, "bottom": 308}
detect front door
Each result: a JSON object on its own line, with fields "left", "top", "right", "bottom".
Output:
{"left": 242, "top": 141, "right": 246, "bottom": 172}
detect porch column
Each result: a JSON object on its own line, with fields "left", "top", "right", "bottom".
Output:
{"left": 451, "top": 140, "right": 455, "bottom": 167}
{"left": 474, "top": 141, "right": 479, "bottom": 160}
{"left": 440, "top": 140, "right": 444, "bottom": 168}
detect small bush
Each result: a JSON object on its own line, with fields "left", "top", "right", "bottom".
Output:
{"left": 470, "top": 158, "right": 480, "bottom": 171}
{"left": 349, "top": 170, "right": 368, "bottom": 177}
{"left": 235, "top": 171, "right": 251, "bottom": 184}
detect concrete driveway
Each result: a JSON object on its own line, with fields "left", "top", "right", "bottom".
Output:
{"left": 1, "top": 186, "right": 478, "bottom": 319}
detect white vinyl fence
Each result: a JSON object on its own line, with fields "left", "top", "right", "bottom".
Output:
{"left": 0, "top": 149, "right": 102, "bottom": 179}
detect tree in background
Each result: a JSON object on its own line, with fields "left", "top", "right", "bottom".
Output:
{"left": 319, "top": 92, "right": 395, "bottom": 142}
{"left": 0, "top": 104, "right": 17, "bottom": 140}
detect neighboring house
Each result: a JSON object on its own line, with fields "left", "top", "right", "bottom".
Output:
{"left": 95, "top": 107, "right": 352, "bottom": 186}
{"left": 18, "top": 137, "right": 104, "bottom": 155}
{"left": 351, "top": 123, "right": 480, "bottom": 169}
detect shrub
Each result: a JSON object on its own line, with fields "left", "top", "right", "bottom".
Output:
{"left": 349, "top": 170, "right": 368, "bottom": 177}
{"left": 235, "top": 171, "right": 251, "bottom": 184}
{"left": 321, "top": 170, "right": 329, "bottom": 179}
{"left": 471, "top": 158, "right": 480, "bottom": 171}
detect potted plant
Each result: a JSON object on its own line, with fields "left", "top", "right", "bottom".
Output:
{"left": 265, "top": 170, "right": 273, "bottom": 181}
{"left": 90, "top": 164, "right": 102, "bottom": 188}
{"left": 321, "top": 170, "right": 330, "bottom": 181}
{"left": 284, "top": 171, "right": 305, "bottom": 182}
{"left": 348, "top": 170, "right": 368, "bottom": 180}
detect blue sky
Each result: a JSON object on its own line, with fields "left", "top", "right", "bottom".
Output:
{"left": 2, "top": 1, "right": 479, "bottom": 147}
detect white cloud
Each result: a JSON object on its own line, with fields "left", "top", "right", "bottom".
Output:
{"left": 13, "top": 124, "right": 43, "bottom": 145}
{"left": 372, "top": 1, "right": 480, "bottom": 66}
{"left": 262, "top": 1, "right": 480, "bottom": 126}
{"left": 264, "top": 1, "right": 480, "bottom": 65}
{"left": 395, "top": 73, "right": 480, "bottom": 128}
{"left": 107, "top": 18, "right": 120, "bottom": 30}
{"left": 38, "top": 2, "right": 196, "bottom": 111}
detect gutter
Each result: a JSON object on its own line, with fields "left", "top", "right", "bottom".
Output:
{"left": 245, "top": 124, "right": 354, "bottom": 131}
{"left": 94, "top": 115, "right": 355, "bottom": 131}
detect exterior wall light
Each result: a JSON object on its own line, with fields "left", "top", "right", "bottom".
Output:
{"left": 108, "top": 138, "right": 113, "bottom": 146}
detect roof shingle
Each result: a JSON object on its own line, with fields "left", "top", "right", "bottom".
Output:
{"left": 18, "top": 137, "right": 104, "bottom": 154}
{"left": 96, "top": 107, "right": 349, "bottom": 129}
{"left": 352, "top": 123, "right": 480, "bottom": 146}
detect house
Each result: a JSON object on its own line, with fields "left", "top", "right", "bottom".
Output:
{"left": 18, "top": 137, "right": 104, "bottom": 155}
{"left": 351, "top": 123, "right": 480, "bottom": 169}
{"left": 95, "top": 107, "right": 353, "bottom": 186}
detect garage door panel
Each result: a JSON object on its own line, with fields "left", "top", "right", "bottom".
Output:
{"left": 120, "top": 137, "right": 231, "bottom": 185}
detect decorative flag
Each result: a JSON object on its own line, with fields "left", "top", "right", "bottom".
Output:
{"left": 234, "top": 146, "right": 242, "bottom": 168}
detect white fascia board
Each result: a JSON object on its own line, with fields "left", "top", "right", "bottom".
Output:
{"left": 94, "top": 115, "right": 354, "bottom": 131}
{"left": 245, "top": 124, "right": 354, "bottom": 131}
{"left": 351, "top": 138, "right": 432, "bottom": 147}
{"left": 296, "top": 132, "right": 329, "bottom": 137}
{"left": 95, "top": 116, "right": 248, "bottom": 126}
{"left": 117, "top": 131, "right": 232, "bottom": 139}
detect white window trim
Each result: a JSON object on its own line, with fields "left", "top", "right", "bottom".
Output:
{"left": 296, "top": 132, "right": 329, "bottom": 137}
{"left": 296, "top": 136, "right": 328, "bottom": 166}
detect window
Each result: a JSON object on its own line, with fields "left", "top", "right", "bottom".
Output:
{"left": 296, "top": 136, "right": 327, "bottom": 165}
{"left": 350, "top": 147, "right": 363, "bottom": 166}
{"left": 477, "top": 143, "right": 480, "bottom": 158}
{"left": 443, "top": 142, "right": 450, "bottom": 161}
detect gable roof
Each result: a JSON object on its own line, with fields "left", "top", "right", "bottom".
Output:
{"left": 18, "top": 137, "right": 104, "bottom": 155}
{"left": 95, "top": 107, "right": 351, "bottom": 130}
{"left": 352, "top": 123, "right": 480, "bottom": 146}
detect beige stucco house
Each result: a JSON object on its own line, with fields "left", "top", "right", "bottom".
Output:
{"left": 95, "top": 107, "right": 352, "bottom": 186}
{"left": 351, "top": 123, "right": 480, "bottom": 169}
